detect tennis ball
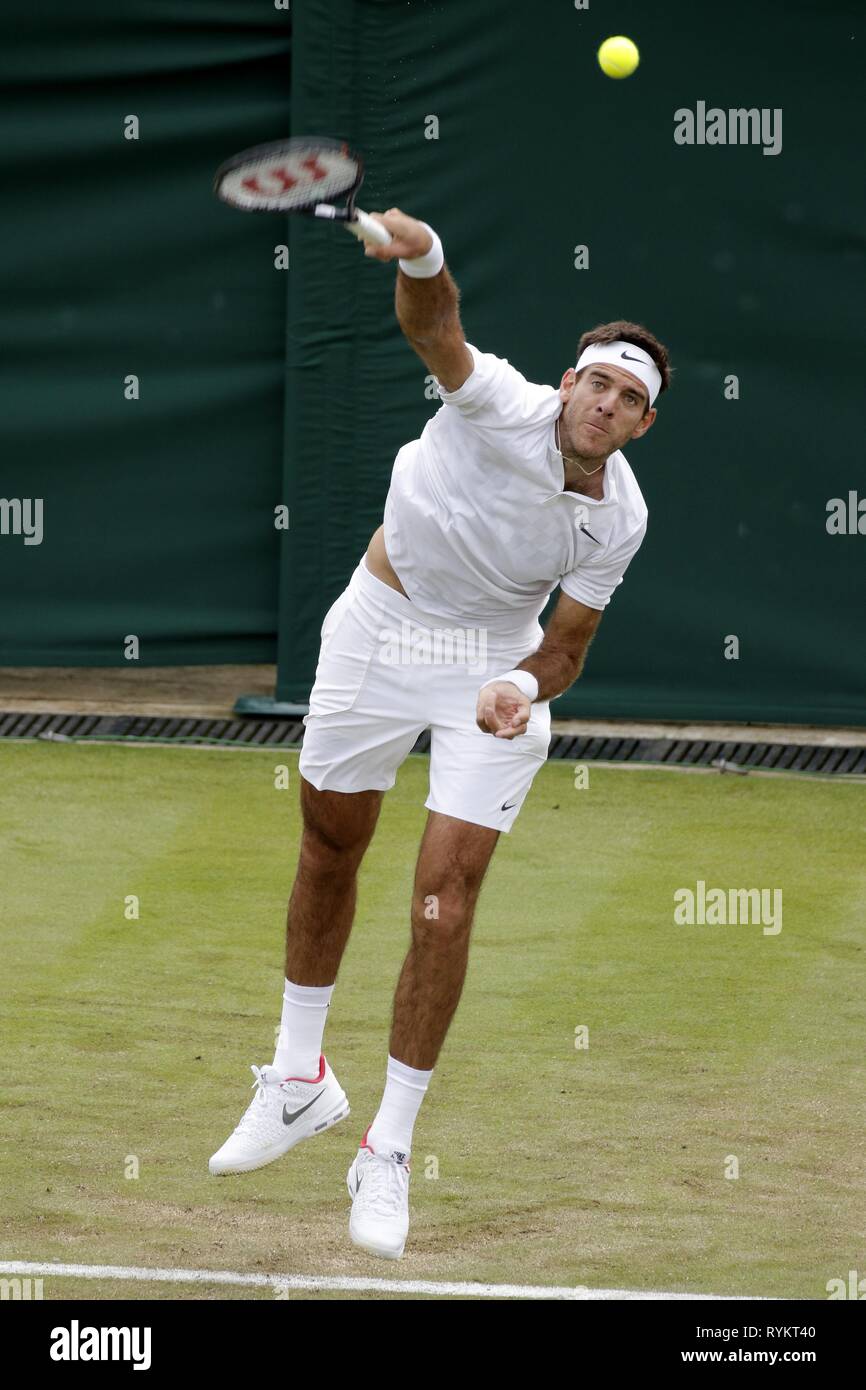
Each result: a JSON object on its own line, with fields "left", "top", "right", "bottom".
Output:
{"left": 597, "top": 35, "right": 640, "bottom": 79}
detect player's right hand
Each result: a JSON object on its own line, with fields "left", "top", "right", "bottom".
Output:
{"left": 362, "top": 208, "right": 432, "bottom": 262}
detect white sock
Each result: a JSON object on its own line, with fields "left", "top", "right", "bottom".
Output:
{"left": 273, "top": 978, "right": 334, "bottom": 1080}
{"left": 366, "top": 1055, "right": 433, "bottom": 1159}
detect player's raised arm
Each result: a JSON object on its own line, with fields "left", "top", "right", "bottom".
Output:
{"left": 363, "top": 208, "right": 473, "bottom": 393}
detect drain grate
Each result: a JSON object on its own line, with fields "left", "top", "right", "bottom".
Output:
{"left": 1, "top": 710, "right": 864, "bottom": 776}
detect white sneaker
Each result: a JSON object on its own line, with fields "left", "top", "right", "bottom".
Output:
{"left": 209, "top": 1056, "right": 349, "bottom": 1175}
{"left": 346, "top": 1126, "right": 411, "bottom": 1259}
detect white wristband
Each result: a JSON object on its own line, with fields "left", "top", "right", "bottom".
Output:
{"left": 399, "top": 222, "right": 445, "bottom": 278}
{"left": 486, "top": 669, "right": 539, "bottom": 703}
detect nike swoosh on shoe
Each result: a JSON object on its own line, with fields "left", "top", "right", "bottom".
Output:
{"left": 282, "top": 1092, "right": 325, "bottom": 1126}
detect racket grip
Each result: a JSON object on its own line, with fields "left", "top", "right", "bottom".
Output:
{"left": 345, "top": 209, "right": 392, "bottom": 246}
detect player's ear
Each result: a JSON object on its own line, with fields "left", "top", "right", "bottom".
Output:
{"left": 631, "top": 406, "right": 657, "bottom": 438}
{"left": 559, "top": 366, "right": 577, "bottom": 399}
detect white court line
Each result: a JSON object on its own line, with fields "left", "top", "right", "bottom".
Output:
{"left": 0, "top": 1260, "right": 767, "bottom": 1300}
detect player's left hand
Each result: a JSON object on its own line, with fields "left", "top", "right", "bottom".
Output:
{"left": 476, "top": 681, "right": 531, "bottom": 739}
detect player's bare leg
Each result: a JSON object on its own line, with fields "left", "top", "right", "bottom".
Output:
{"left": 209, "top": 776, "right": 382, "bottom": 1175}
{"left": 347, "top": 811, "right": 500, "bottom": 1258}
{"left": 391, "top": 811, "right": 500, "bottom": 1069}
{"left": 266, "top": 775, "right": 383, "bottom": 1078}
{"left": 285, "top": 776, "right": 384, "bottom": 984}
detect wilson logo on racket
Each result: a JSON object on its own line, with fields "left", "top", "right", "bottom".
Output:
{"left": 241, "top": 157, "right": 329, "bottom": 197}
{"left": 214, "top": 136, "right": 392, "bottom": 249}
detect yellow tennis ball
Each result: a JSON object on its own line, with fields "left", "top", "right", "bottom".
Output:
{"left": 597, "top": 35, "right": 640, "bottom": 79}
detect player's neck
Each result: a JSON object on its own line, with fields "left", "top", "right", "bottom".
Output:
{"left": 557, "top": 418, "right": 607, "bottom": 499}
{"left": 562, "top": 465, "right": 606, "bottom": 499}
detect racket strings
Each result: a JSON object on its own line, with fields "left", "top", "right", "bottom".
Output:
{"left": 218, "top": 151, "right": 358, "bottom": 212}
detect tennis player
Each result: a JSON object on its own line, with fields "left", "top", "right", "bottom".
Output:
{"left": 209, "top": 210, "right": 672, "bottom": 1260}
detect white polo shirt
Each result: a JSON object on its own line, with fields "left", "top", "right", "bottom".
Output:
{"left": 382, "top": 343, "right": 648, "bottom": 636}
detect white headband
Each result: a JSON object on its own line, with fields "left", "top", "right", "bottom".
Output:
{"left": 575, "top": 340, "right": 662, "bottom": 406}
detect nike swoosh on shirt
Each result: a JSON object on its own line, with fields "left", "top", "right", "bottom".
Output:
{"left": 282, "top": 1092, "right": 324, "bottom": 1126}
{"left": 579, "top": 524, "right": 601, "bottom": 544}
{"left": 501, "top": 799, "right": 518, "bottom": 811}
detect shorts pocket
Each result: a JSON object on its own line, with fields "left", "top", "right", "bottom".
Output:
{"left": 319, "top": 589, "right": 352, "bottom": 645}
{"left": 307, "top": 591, "right": 383, "bottom": 717}
{"left": 515, "top": 699, "right": 552, "bottom": 762}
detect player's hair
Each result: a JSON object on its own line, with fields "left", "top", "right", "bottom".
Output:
{"left": 576, "top": 320, "right": 673, "bottom": 413}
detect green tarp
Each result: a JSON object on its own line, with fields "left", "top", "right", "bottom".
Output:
{"left": 0, "top": 1, "right": 292, "bottom": 665}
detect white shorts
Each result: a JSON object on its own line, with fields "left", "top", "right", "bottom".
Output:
{"left": 298, "top": 557, "right": 552, "bottom": 833}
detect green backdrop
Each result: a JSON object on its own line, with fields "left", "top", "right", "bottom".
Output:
{"left": 0, "top": 1, "right": 292, "bottom": 665}
{"left": 2, "top": 1, "right": 864, "bottom": 725}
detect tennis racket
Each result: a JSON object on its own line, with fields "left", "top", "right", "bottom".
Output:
{"left": 213, "top": 135, "right": 392, "bottom": 247}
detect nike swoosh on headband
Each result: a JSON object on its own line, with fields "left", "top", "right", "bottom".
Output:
{"left": 621, "top": 350, "right": 649, "bottom": 364}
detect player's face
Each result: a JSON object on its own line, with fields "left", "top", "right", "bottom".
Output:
{"left": 559, "top": 364, "right": 656, "bottom": 456}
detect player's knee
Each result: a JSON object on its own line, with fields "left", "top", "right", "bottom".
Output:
{"left": 299, "top": 782, "right": 380, "bottom": 865}
{"left": 410, "top": 886, "right": 475, "bottom": 945}
{"left": 299, "top": 796, "right": 380, "bottom": 869}
{"left": 299, "top": 820, "right": 368, "bottom": 876}
{"left": 415, "top": 851, "right": 490, "bottom": 908}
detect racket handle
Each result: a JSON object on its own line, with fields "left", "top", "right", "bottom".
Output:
{"left": 345, "top": 208, "right": 392, "bottom": 247}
